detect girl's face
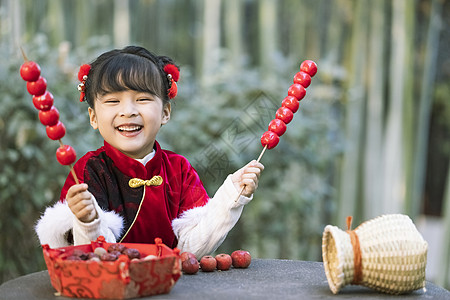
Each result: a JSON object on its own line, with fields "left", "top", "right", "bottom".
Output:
{"left": 88, "top": 90, "right": 171, "bottom": 159}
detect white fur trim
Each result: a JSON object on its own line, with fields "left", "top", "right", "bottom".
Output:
{"left": 35, "top": 201, "right": 74, "bottom": 248}
{"left": 35, "top": 200, "right": 124, "bottom": 248}
{"left": 99, "top": 202, "right": 123, "bottom": 238}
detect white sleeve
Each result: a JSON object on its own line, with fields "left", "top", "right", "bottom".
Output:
{"left": 35, "top": 199, "right": 124, "bottom": 248}
{"left": 171, "top": 175, "right": 252, "bottom": 258}
{"left": 72, "top": 197, "right": 123, "bottom": 245}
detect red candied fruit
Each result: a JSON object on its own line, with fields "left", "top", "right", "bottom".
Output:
{"left": 293, "top": 71, "right": 311, "bottom": 88}
{"left": 261, "top": 131, "right": 279, "bottom": 149}
{"left": 56, "top": 145, "right": 77, "bottom": 165}
{"left": 287, "top": 84, "right": 306, "bottom": 101}
{"left": 20, "top": 61, "right": 41, "bottom": 82}
{"left": 268, "top": 119, "right": 287, "bottom": 136}
{"left": 39, "top": 106, "right": 59, "bottom": 126}
{"left": 300, "top": 60, "right": 318, "bottom": 77}
{"left": 26, "top": 76, "right": 47, "bottom": 96}
{"left": 275, "top": 107, "right": 294, "bottom": 124}
{"left": 46, "top": 121, "right": 66, "bottom": 140}
{"left": 32, "top": 91, "right": 54, "bottom": 111}
{"left": 282, "top": 96, "right": 300, "bottom": 113}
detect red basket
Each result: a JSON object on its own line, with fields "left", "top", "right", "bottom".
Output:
{"left": 42, "top": 236, "right": 181, "bottom": 299}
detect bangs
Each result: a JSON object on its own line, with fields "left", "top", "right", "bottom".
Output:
{"left": 93, "top": 54, "right": 165, "bottom": 99}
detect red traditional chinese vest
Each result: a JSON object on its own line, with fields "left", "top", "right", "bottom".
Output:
{"left": 60, "top": 141, "right": 209, "bottom": 248}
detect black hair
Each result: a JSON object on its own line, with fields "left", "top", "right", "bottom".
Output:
{"left": 83, "top": 46, "right": 179, "bottom": 108}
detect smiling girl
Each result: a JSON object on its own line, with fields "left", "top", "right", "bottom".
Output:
{"left": 35, "top": 46, "right": 264, "bottom": 258}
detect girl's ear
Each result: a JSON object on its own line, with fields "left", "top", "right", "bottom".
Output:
{"left": 88, "top": 107, "right": 98, "bottom": 130}
{"left": 161, "top": 103, "right": 171, "bottom": 125}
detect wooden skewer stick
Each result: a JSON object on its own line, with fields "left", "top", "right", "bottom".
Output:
{"left": 234, "top": 145, "right": 267, "bottom": 202}
{"left": 59, "top": 139, "right": 80, "bottom": 185}
{"left": 69, "top": 165, "right": 80, "bottom": 185}
{"left": 20, "top": 47, "right": 28, "bottom": 62}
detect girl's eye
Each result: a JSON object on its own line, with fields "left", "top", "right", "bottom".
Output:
{"left": 137, "top": 98, "right": 153, "bottom": 102}
{"left": 105, "top": 99, "right": 119, "bottom": 104}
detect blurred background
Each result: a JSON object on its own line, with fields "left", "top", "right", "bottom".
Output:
{"left": 0, "top": 0, "right": 449, "bottom": 289}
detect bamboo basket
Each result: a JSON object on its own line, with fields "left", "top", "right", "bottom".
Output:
{"left": 322, "top": 214, "right": 428, "bottom": 295}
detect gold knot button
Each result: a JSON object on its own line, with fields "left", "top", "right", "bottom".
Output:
{"left": 129, "top": 176, "right": 163, "bottom": 188}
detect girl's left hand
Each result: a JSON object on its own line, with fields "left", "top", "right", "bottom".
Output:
{"left": 231, "top": 160, "right": 265, "bottom": 197}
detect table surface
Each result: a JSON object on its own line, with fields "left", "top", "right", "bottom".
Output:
{"left": 0, "top": 259, "right": 449, "bottom": 300}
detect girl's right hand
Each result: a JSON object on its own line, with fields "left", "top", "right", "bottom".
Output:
{"left": 66, "top": 183, "right": 98, "bottom": 223}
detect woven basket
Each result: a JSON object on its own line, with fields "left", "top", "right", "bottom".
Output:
{"left": 322, "top": 214, "right": 428, "bottom": 295}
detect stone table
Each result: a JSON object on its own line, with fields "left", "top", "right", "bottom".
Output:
{"left": 1, "top": 259, "right": 449, "bottom": 299}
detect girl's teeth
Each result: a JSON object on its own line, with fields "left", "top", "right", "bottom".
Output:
{"left": 118, "top": 126, "right": 141, "bottom": 131}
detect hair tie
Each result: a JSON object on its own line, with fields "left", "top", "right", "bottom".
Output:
{"left": 77, "top": 64, "right": 91, "bottom": 102}
{"left": 163, "top": 64, "right": 179, "bottom": 99}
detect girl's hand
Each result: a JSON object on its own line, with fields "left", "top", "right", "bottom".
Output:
{"left": 231, "top": 160, "right": 265, "bottom": 197}
{"left": 66, "top": 183, "right": 98, "bottom": 223}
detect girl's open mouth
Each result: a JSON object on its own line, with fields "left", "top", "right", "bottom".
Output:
{"left": 117, "top": 125, "right": 142, "bottom": 132}
{"left": 116, "top": 125, "right": 143, "bottom": 136}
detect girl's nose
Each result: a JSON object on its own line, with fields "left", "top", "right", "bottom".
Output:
{"left": 119, "top": 102, "right": 138, "bottom": 117}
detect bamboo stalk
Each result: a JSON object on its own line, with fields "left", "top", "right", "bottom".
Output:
{"left": 409, "top": 0, "right": 442, "bottom": 219}
{"left": 113, "top": 0, "right": 130, "bottom": 47}
{"left": 402, "top": 0, "right": 417, "bottom": 219}
{"left": 201, "top": 0, "right": 221, "bottom": 84}
{"left": 258, "top": 0, "right": 277, "bottom": 75}
{"left": 224, "top": 0, "right": 243, "bottom": 69}
{"left": 381, "top": 0, "right": 408, "bottom": 214}
{"left": 336, "top": 0, "right": 369, "bottom": 226}
{"left": 437, "top": 158, "right": 450, "bottom": 288}
{"left": 363, "top": 0, "right": 385, "bottom": 219}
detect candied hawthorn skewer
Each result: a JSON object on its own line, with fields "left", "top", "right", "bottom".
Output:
{"left": 20, "top": 48, "right": 79, "bottom": 185}
{"left": 235, "top": 60, "right": 317, "bottom": 201}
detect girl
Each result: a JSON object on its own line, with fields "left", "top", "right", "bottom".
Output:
{"left": 35, "top": 46, "right": 264, "bottom": 258}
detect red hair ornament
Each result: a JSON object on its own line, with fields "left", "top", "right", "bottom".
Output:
{"left": 164, "top": 64, "right": 180, "bottom": 99}
{"left": 77, "top": 64, "right": 91, "bottom": 102}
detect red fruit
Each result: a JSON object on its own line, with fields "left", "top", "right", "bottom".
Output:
{"left": 107, "top": 244, "right": 126, "bottom": 253}
{"left": 56, "top": 145, "right": 77, "bottom": 165}
{"left": 123, "top": 248, "right": 140, "bottom": 259}
{"left": 276, "top": 107, "right": 294, "bottom": 124}
{"left": 200, "top": 255, "right": 217, "bottom": 272}
{"left": 20, "top": 61, "right": 41, "bottom": 82}
{"left": 231, "top": 250, "right": 252, "bottom": 268}
{"left": 300, "top": 60, "right": 318, "bottom": 77}
{"left": 26, "top": 76, "right": 47, "bottom": 96}
{"left": 282, "top": 96, "right": 300, "bottom": 113}
{"left": 293, "top": 71, "right": 311, "bottom": 88}
{"left": 39, "top": 106, "right": 59, "bottom": 126}
{"left": 180, "top": 252, "right": 196, "bottom": 263}
{"left": 46, "top": 121, "right": 66, "bottom": 140}
{"left": 215, "top": 253, "right": 232, "bottom": 271}
{"left": 66, "top": 255, "right": 82, "bottom": 261}
{"left": 100, "top": 253, "right": 118, "bottom": 261}
{"left": 32, "top": 91, "right": 54, "bottom": 111}
{"left": 260, "top": 131, "right": 279, "bottom": 149}
{"left": 287, "top": 84, "right": 306, "bottom": 101}
{"left": 268, "top": 119, "right": 286, "bottom": 136}
{"left": 182, "top": 257, "right": 199, "bottom": 274}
